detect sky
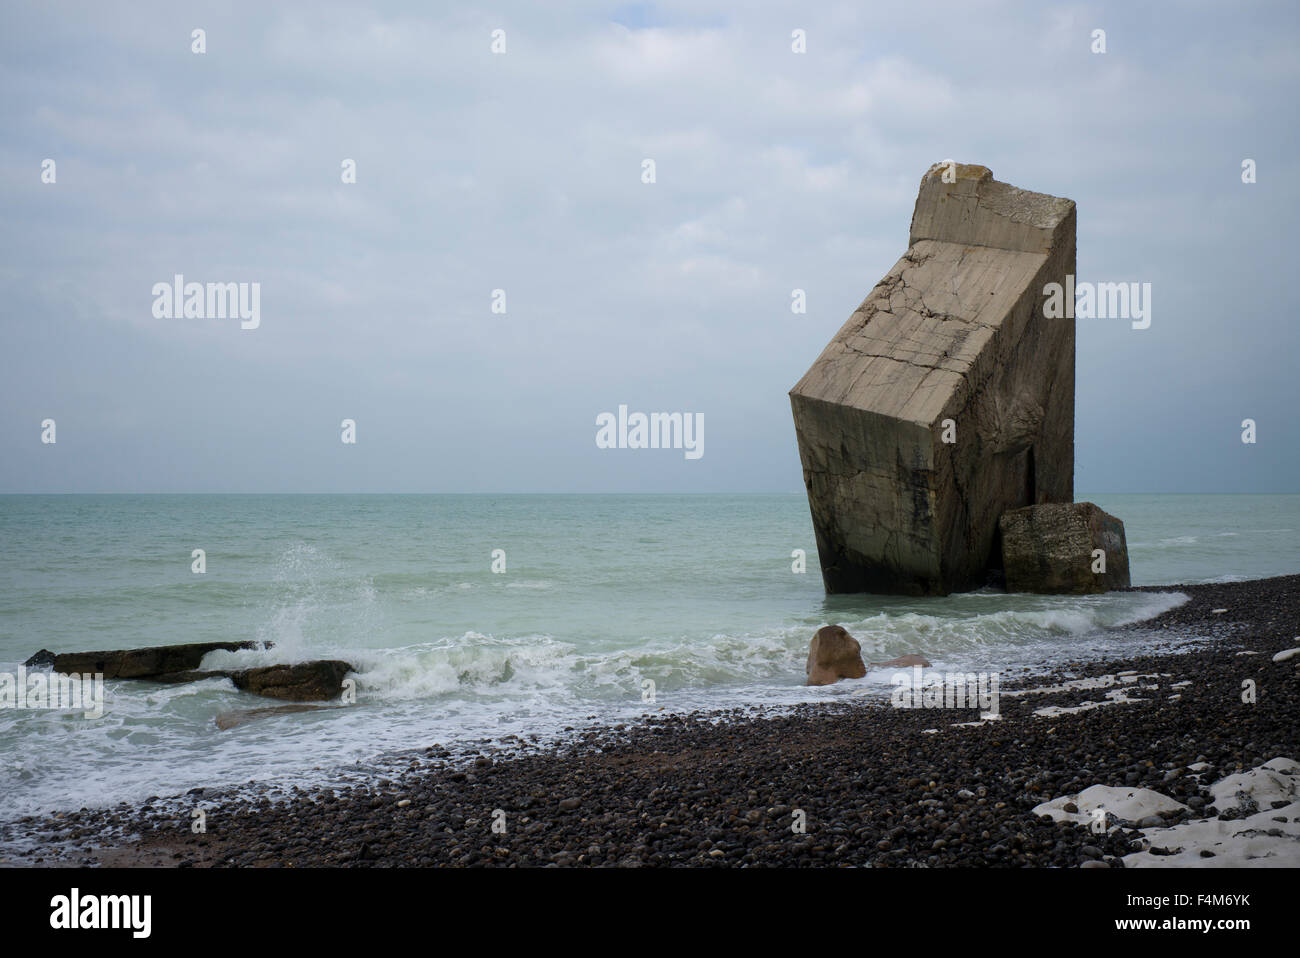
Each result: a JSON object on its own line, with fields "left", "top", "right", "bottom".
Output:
{"left": 1, "top": 0, "right": 1297, "bottom": 493}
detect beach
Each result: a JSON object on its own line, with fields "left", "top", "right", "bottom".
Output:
{"left": 7, "top": 492, "right": 1268, "bottom": 823}
{"left": 6, "top": 572, "right": 1297, "bottom": 868}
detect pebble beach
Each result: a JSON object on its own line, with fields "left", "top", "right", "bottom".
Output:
{"left": 6, "top": 573, "right": 1297, "bottom": 869}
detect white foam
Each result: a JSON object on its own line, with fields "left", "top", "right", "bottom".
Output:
{"left": 1146, "top": 536, "right": 1199, "bottom": 548}
{"left": 0, "top": 581, "right": 1198, "bottom": 822}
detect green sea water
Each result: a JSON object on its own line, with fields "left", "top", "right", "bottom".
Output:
{"left": 0, "top": 493, "right": 1295, "bottom": 819}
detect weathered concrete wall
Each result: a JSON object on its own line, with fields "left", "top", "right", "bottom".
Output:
{"left": 1000, "top": 502, "right": 1129, "bottom": 593}
{"left": 790, "top": 163, "right": 1076, "bottom": 595}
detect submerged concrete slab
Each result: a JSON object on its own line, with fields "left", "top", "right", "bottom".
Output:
{"left": 23, "top": 640, "right": 264, "bottom": 678}
{"left": 790, "top": 163, "right": 1076, "bottom": 595}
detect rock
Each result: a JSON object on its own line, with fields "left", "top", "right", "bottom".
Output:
{"left": 1209, "top": 758, "right": 1298, "bottom": 813}
{"left": 158, "top": 660, "right": 353, "bottom": 702}
{"left": 1033, "top": 786, "right": 1189, "bottom": 825}
{"left": 869, "top": 654, "right": 932, "bottom": 668}
{"left": 790, "top": 162, "right": 1076, "bottom": 595}
{"left": 999, "top": 502, "right": 1130, "bottom": 593}
{"left": 805, "top": 625, "right": 867, "bottom": 686}
{"left": 215, "top": 704, "right": 335, "bottom": 730}
{"left": 229, "top": 661, "right": 353, "bottom": 702}
{"left": 23, "top": 640, "right": 265, "bottom": 678}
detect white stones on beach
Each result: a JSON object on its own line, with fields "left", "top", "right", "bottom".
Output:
{"left": 950, "top": 715, "right": 1001, "bottom": 728}
{"left": 1033, "top": 786, "right": 1189, "bottom": 827}
{"left": 1272, "top": 646, "right": 1300, "bottom": 663}
{"left": 1001, "top": 672, "right": 1157, "bottom": 697}
{"left": 1122, "top": 802, "right": 1300, "bottom": 868}
{"left": 1210, "top": 757, "right": 1298, "bottom": 811}
{"left": 1038, "top": 759, "right": 1300, "bottom": 868}
{"left": 1030, "top": 684, "right": 1155, "bottom": 717}
{"left": 998, "top": 672, "right": 1168, "bottom": 717}
{"left": 1130, "top": 759, "right": 1299, "bottom": 867}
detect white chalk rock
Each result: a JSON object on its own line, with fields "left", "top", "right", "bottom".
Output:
{"left": 1124, "top": 759, "right": 1300, "bottom": 868}
{"left": 1210, "top": 757, "right": 1298, "bottom": 812}
{"left": 1123, "top": 801, "right": 1300, "bottom": 868}
{"left": 1037, "top": 759, "right": 1300, "bottom": 868}
{"left": 1033, "top": 785, "right": 1188, "bottom": 826}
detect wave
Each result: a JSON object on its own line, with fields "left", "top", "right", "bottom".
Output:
{"left": 220, "top": 591, "right": 1192, "bottom": 704}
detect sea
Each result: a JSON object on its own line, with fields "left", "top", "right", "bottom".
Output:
{"left": 1, "top": 493, "right": 1296, "bottom": 821}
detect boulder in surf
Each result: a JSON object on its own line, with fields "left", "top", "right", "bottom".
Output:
{"left": 806, "top": 625, "right": 867, "bottom": 686}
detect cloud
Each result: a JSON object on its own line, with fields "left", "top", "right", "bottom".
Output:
{"left": 0, "top": 0, "right": 1297, "bottom": 492}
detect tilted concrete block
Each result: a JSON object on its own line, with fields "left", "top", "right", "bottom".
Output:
{"left": 790, "top": 163, "right": 1076, "bottom": 595}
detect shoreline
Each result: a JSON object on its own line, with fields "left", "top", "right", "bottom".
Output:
{"left": 5, "top": 574, "right": 1299, "bottom": 868}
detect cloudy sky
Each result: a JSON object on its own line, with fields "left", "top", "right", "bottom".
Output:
{"left": 2, "top": 1, "right": 1296, "bottom": 493}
